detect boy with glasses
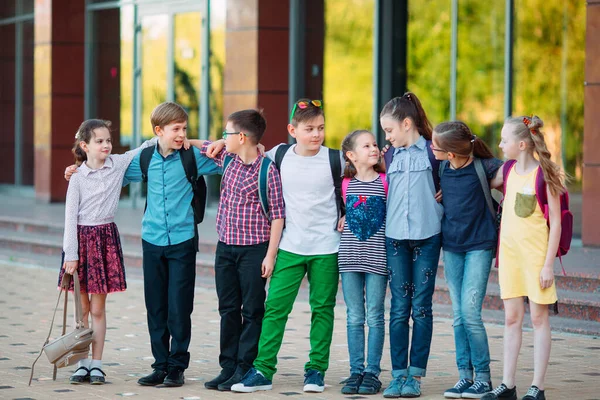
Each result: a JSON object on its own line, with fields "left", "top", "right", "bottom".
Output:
{"left": 189, "top": 109, "right": 285, "bottom": 391}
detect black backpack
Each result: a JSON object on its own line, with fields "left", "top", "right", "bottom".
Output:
{"left": 139, "top": 146, "right": 207, "bottom": 232}
{"left": 274, "top": 144, "right": 345, "bottom": 225}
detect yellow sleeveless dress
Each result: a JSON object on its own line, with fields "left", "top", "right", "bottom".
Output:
{"left": 498, "top": 164, "right": 558, "bottom": 304}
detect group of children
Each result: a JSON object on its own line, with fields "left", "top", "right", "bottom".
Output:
{"left": 59, "top": 93, "right": 566, "bottom": 400}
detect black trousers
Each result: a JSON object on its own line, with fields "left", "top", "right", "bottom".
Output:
{"left": 214, "top": 241, "right": 268, "bottom": 372}
{"left": 142, "top": 238, "right": 196, "bottom": 371}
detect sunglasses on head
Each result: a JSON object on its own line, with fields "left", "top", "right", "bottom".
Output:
{"left": 289, "top": 99, "right": 323, "bottom": 123}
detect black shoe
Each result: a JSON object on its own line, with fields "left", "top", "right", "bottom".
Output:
{"left": 358, "top": 372, "right": 382, "bottom": 395}
{"left": 163, "top": 367, "right": 185, "bottom": 387}
{"left": 482, "top": 383, "right": 517, "bottom": 400}
{"left": 205, "top": 369, "right": 235, "bottom": 390}
{"left": 89, "top": 367, "right": 106, "bottom": 385}
{"left": 137, "top": 369, "right": 168, "bottom": 386}
{"left": 218, "top": 367, "right": 247, "bottom": 391}
{"left": 522, "top": 386, "right": 545, "bottom": 400}
{"left": 341, "top": 373, "right": 364, "bottom": 394}
{"left": 69, "top": 367, "right": 90, "bottom": 384}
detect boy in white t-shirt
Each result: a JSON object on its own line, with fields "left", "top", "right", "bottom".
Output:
{"left": 211, "top": 100, "right": 343, "bottom": 393}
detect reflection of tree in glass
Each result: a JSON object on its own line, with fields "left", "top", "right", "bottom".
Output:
{"left": 174, "top": 62, "right": 199, "bottom": 138}
{"left": 209, "top": 51, "right": 224, "bottom": 141}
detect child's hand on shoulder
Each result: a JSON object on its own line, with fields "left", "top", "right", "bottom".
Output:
{"left": 63, "top": 260, "right": 78, "bottom": 275}
{"left": 206, "top": 139, "right": 226, "bottom": 158}
{"left": 540, "top": 264, "right": 555, "bottom": 289}
{"left": 337, "top": 215, "right": 345, "bottom": 232}
{"left": 183, "top": 137, "right": 191, "bottom": 150}
{"left": 64, "top": 165, "right": 77, "bottom": 181}
{"left": 261, "top": 254, "right": 276, "bottom": 279}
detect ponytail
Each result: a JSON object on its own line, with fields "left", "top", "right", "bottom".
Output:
{"left": 505, "top": 115, "right": 567, "bottom": 196}
{"left": 380, "top": 92, "right": 432, "bottom": 140}
{"left": 434, "top": 121, "right": 494, "bottom": 159}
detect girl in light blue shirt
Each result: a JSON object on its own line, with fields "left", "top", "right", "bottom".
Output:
{"left": 379, "top": 92, "right": 442, "bottom": 398}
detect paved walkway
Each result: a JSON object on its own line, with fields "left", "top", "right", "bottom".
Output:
{"left": 1, "top": 264, "right": 599, "bottom": 400}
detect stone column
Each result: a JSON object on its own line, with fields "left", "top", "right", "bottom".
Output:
{"left": 583, "top": 2, "right": 600, "bottom": 246}
{"left": 34, "top": 0, "right": 85, "bottom": 202}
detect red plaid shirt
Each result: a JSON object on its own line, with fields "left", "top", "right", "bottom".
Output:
{"left": 201, "top": 141, "right": 285, "bottom": 245}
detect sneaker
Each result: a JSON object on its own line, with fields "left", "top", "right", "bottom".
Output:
{"left": 462, "top": 380, "right": 492, "bottom": 398}
{"left": 383, "top": 376, "right": 406, "bottom": 398}
{"left": 341, "top": 373, "right": 363, "bottom": 394}
{"left": 400, "top": 376, "right": 421, "bottom": 398}
{"left": 303, "top": 369, "right": 325, "bottom": 393}
{"left": 522, "top": 386, "right": 545, "bottom": 400}
{"left": 481, "top": 383, "right": 517, "bottom": 400}
{"left": 444, "top": 378, "right": 474, "bottom": 398}
{"left": 230, "top": 368, "right": 272, "bottom": 393}
{"left": 218, "top": 367, "right": 247, "bottom": 391}
{"left": 358, "top": 372, "right": 382, "bottom": 395}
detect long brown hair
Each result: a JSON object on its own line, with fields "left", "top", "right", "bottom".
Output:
{"left": 72, "top": 119, "right": 112, "bottom": 166}
{"left": 434, "top": 121, "right": 495, "bottom": 159}
{"left": 505, "top": 115, "right": 566, "bottom": 196}
{"left": 379, "top": 92, "right": 433, "bottom": 140}
{"left": 341, "top": 130, "right": 385, "bottom": 178}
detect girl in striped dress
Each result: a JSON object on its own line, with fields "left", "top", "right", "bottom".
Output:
{"left": 338, "top": 130, "right": 388, "bottom": 395}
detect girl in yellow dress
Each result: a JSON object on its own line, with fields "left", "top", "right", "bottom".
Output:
{"left": 483, "top": 116, "right": 565, "bottom": 400}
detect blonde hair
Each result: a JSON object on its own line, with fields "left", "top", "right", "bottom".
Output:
{"left": 150, "top": 102, "right": 188, "bottom": 131}
{"left": 505, "top": 115, "right": 567, "bottom": 196}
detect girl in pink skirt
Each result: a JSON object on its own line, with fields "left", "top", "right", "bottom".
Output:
{"left": 59, "top": 119, "right": 156, "bottom": 384}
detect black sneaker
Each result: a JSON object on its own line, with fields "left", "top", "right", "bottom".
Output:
{"left": 137, "top": 369, "right": 168, "bottom": 386}
{"left": 522, "top": 386, "right": 545, "bottom": 400}
{"left": 204, "top": 368, "right": 235, "bottom": 390}
{"left": 481, "top": 383, "right": 517, "bottom": 400}
{"left": 218, "top": 367, "right": 247, "bottom": 391}
{"left": 163, "top": 367, "right": 185, "bottom": 387}
{"left": 462, "top": 380, "right": 492, "bottom": 398}
{"left": 341, "top": 373, "right": 364, "bottom": 394}
{"left": 358, "top": 372, "right": 382, "bottom": 395}
{"left": 444, "top": 378, "right": 473, "bottom": 398}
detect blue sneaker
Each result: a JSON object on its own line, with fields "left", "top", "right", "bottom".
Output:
{"left": 462, "top": 380, "right": 492, "bottom": 398}
{"left": 230, "top": 368, "right": 272, "bottom": 393}
{"left": 303, "top": 369, "right": 325, "bottom": 393}
{"left": 383, "top": 376, "right": 406, "bottom": 398}
{"left": 444, "top": 378, "right": 474, "bottom": 398}
{"left": 401, "top": 376, "right": 421, "bottom": 398}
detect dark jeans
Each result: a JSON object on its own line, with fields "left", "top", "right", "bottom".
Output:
{"left": 386, "top": 233, "right": 441, "bottom": 378}
{"left": 142, "top": 238, "right": 197, "bottom": 371}
{"left": 215, "top": 241, "right": 268, "bottom": 372}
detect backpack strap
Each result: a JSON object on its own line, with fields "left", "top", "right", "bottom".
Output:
{"left": 439, "top": 160, "right": 449, "bottom": 179}
{"left": 274, "top": 144, "right": 293, "bottom": 170}
{"left": 222, "top": 154, "right": 234, "bottom": 173}
{"left": 501, "top": 159, "right": 517, "bottom": 196}
{"left": 258, "top": 157, "right": 273, "bottom": 218}
{"left": 383, "top": 146, "right": 393, "bottom": 171}
{"left": 534, "top": 166, "right": 548, "bottom": 216}
{"left": 329, "top": 148, "right": 344, "bottom": 221}
{"left": 379, "top": 173, "right": 388, "bottom": 196}
{"left": 473, "top": 158, "right": 496, "bottom": 218}
{"left": 139, "top": 146, "right": 155, "bottom": 214}
{"left": 425, "top": 140, "right": 441, "bottom": 192}
{"left": 342, "top": 177, "right": 350, "bottom": 204}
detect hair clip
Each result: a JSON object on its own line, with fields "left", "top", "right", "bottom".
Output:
{"left": 523, "top": 116, "right": 537, "bottom": 134}
{"left": 470, "top": 134, "right": 476, "bottom": 143}
{"left": 74, "top": 132, "right": 79, "bottom": 139}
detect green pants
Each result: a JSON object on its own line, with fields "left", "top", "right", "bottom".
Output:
{"left": 253, "top": 249, "right": 339, "bottom": 380}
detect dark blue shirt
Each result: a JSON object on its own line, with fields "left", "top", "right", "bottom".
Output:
{"left": 440, "top": 157, "right": 503, "bottom": 252}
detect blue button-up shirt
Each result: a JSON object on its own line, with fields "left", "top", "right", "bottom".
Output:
{"left": 385, "top": 136, "right": 443, "bottom": 240}
{"left": 124, "top": 145, "right": 221, "bottom": 246}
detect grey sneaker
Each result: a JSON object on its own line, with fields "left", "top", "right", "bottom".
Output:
{"left": 400, "top": 376, "right": 421, "bottom": 398}
{"left": 444, "top": 378, "right": 473, "bottom": 398}
{"left": 383, "top": 376, "right": 406, "bottom": 398}
{"left": 462, "top": 380, "right": 492, "bottom": 398}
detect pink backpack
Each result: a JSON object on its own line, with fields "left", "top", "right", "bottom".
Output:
{"left": 501, "top": 159, "right": 573, "bottom": 275}
{"left": 342, "top": 173, "right": 388, "bottom": 203}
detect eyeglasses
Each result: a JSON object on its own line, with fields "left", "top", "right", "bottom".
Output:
{"left": 222, "top": 131, "right": 247, "bottom": 139}
{"left": 430, "top": 143, "right": 447, "bottom": 153}
{"left": 289, "top": 99, "right": 323, "bottom": 123}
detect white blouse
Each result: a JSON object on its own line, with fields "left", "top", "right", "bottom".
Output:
{"left": 62, "top": 138, "right": 157, "bottom": 261}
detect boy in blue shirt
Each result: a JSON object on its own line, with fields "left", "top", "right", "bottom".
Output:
{"left": 124, "top": 102, "right": 220, "bottom": 387}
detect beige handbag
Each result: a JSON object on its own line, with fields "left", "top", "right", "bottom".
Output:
{"left": 29, "top": 272, "right": 93, "bottom": 385}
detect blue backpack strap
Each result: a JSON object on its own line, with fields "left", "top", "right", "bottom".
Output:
{"left": 473, "top": 158, "right": 495, "bottom": 218}
{"left": 258, "top": 157, "right": 273, "bottom": 218}
{"left": 439, "top": 160, "right": 448, "bottom": 179}
{"left": 274, "top": 144, "right": 292, "bottom": 170}
{"left": 425, "top": 140, "right": 441, "bottom": 192}
{"left": 220, "top": 154, "right": 234, "bottom": 195}
{"left": 383, "top": 145, "right": 393, "bottom": 171}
